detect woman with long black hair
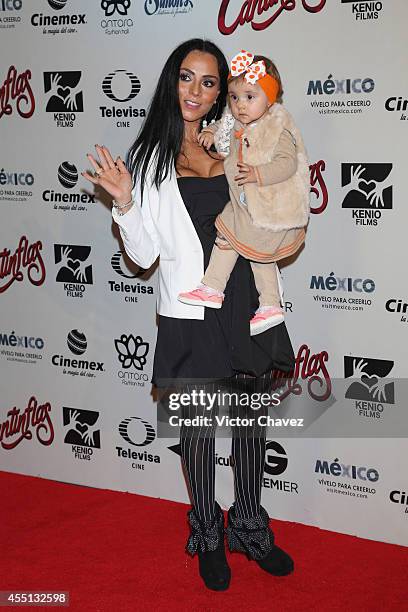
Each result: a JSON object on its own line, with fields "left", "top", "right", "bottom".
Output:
{"left": 82, "top": 39, "right": 295, "bottom": 591}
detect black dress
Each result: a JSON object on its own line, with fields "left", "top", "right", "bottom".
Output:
{"left": 151, "top": 174, "right": 295, "bottom": 387}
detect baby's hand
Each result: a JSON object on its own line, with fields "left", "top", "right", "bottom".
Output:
{"left": 235, "top": 162, "right": 257, "bottom": 186}
{"left": 198, "top": 129, "right": 215, "bottom": 150}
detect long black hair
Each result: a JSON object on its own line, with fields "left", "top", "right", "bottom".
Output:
{"left": 126, "top": 39, "right": 229, "bottom": 199}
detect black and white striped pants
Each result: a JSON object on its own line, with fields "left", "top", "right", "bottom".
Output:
{"left": 180, "top": 373, "right": 270, "bottom": 523}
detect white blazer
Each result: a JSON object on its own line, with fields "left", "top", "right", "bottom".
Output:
{"left": 112, "top": 164, "right": 207, "bottom": 319}
{"left": 112, "top": 165, "right": 284, "bottom": 320}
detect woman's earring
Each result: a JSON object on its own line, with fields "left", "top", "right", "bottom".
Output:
{"left": 202, "top": 99, "right": 219, "bottom": 128}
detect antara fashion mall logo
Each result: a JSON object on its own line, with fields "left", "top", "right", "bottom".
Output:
{"left": 31, "top": 0, "right": 87, "bottom": 36}
{"left": 0, "top": 236, "right": 46, "bottom": 293}
{"left": 109, "top": 250, "right": 155, "bottom": 303}
{"left": 100, "top": 0, "right": 134, "bottom": 35}
{"left": 42, "top": 161, "right": 95, "bottom": 212}
{"left": 100, "top": 70, "right": 146, "bottom": 127}
{"left": 218, "top": 0, "right": 326, "bottom": 35}
{"left": 0, "top": 0, "right": 22, "bottom": 30}
{"left": 0, "top": 65, "right": 35, "bottom": 120}
{"left": 114, "top": 333, "right": 150, "bottom": 387}
{"left": 0, "top": 396, "right": 54, "bottom": 450}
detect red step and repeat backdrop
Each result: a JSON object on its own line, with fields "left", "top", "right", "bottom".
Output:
{"left": 1, "top": 1, "right": 407, "bottom": 545}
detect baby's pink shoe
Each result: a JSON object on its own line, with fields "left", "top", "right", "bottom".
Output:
{"left": 250, "top": 305, "right": 284, "bottom": 336}
{"left": 178, "top": 284, "right": 224, "bottom": 309}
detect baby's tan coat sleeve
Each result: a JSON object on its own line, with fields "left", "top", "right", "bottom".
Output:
{"left": 254, "top": 128, "right": 298, "bottom": 187}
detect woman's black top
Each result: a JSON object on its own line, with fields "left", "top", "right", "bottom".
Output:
{"left": 151, "top": 174, "right": 295, "bottom": 387}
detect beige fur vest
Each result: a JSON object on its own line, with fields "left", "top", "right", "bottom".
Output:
{"left": 229, "top": 104, "right": 310, "bottom": 232}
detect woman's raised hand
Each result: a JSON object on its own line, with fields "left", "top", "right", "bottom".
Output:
{"left": 82, "top": 144, "right": 132, "bottom": 204}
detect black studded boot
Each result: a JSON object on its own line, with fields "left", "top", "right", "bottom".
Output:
{"left": 225, "top": 504, "right": 294, "bottom": 576}
{"left": 186, "top": 502, "right": 231, "bottom": 591}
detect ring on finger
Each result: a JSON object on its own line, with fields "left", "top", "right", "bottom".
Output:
{"left": 94, "top": 168, "right": 103, "bottom": 177}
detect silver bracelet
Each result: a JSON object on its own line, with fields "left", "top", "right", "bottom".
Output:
{"left": 112, "top": 197, "right": 133, "bottom": 215}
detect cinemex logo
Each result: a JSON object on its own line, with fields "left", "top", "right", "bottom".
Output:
{"left": 0, "top": 236, "right": 46, "bottom": 293}
{"left": 63, "top": 407, "right": 100, "bottom": 461}
{"left": 309, "top": 159, "right": 328, "bottom": 214}
{"left": 42, "top": 161, "right": 95, "bottom": 212}
{"left": 263, "top": 441, "right": 299, "bottom": 494}
{"left": 341, "top": 0, "right": 383, "bottom": 21}
{"left": 114, "top": 333, "right": 150, "bottom": 387}
{"left": 389, "top": 490, "right": 408, "bottom": 515}
{"left": 100, "top": 0, "right": 134, "bottom": 35}
{"left": 385, "top": 96, "right": 408, "bottom": 122}
{"left": 344, "top": 356, "right": 395, "bottom": 420}
{"left": 218, "top": 0, "right": 326, "bottom": 35}
{"left": 100, "top": 70, "right": 146, "bottom": 126}
{"left": 31, "top": 0, "right": 87, "bottom": 35}
{"left": 0, "top": 66, "right": 35, "bottom": 120}
{"left": 0, "top": 396, "right": 54, "bottom": 450}
{"left": 341, "top": 163, "right": 392, "bottom": 227}
{"left": 0, "top": 0, "right": 22, "bottom": 30}
{"left": 315, "top": 456, "right": 379, "bottom": 499}
{"left": 310, "top": 271, "right": 375, "bottom": 312}
{"left": 44, "top": 71, "right": 83, "bottom": 127}
{"left": 307, "top": 74, "right": 375, "bottom": 117}
{"left": 109, "top": 250, "right": 154, "bottom": 303}
{"left": 117, "top": 416, "right": 160, "bottom": 469}
{"left": 54, "top": 244, "right": 93, "bottom": 298}
{"left": 0, "top": 167, "right": 34, "bottom": 203}
{"left": 144, "top": 0, "right": 193, "bottom": 17}
{"left": 52, "top": 329, "right": 105, "bottom": 379}
{"left": 385, "top": 297, "right": 408, "bottom": 325}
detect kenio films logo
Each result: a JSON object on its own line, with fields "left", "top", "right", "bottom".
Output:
{"left": 341, "top": 163, "right": 393, "bottom": 226}
{"left": 0, "top": 236, "right": 46, "bottom": 293}
{"left": 44, "top": 71, "right": 83, "bottom": 127}
{"left": 63, "top": 407, "right": 100, "bottom": 461}
{"left": 218, "top": 0, "right": 327, "bottom": 35}
{"left": 0, "top": 65, "right": 35, "bottom": 120}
